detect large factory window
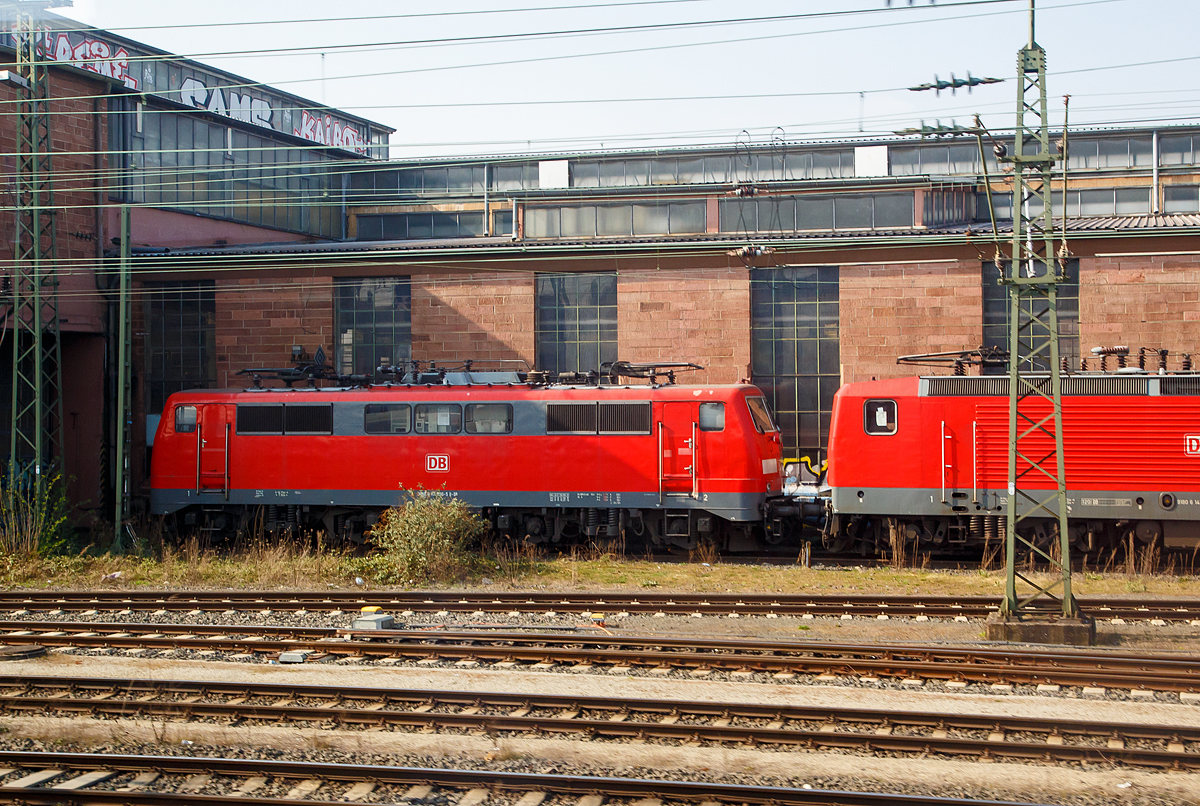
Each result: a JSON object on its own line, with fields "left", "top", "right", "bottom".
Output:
{"left": 981, "top": 260, "right": 1080, "bottom": 373}
{"left": 750, "top": 266, "right": 839, "bottom": 473}
{"left": 144, "top": 281, "right": 217, "bottom": 415}
{"left": 114, "top": 101, "right": 342, "bottom": 238}
{"left": 719, "top": 193, "right": 914, "bottom": 233}
{"left": 334, "top": 278, "right": 412, "bottom": 378}
{"left": 535, "top": 273, "right": 618, "bottom": 376}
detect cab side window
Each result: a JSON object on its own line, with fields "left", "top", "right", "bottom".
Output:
{"left": 465, "top": 403, "right": 513, "bottom": 434}
{"left": 174, "top": 405, "right": 197, "bottom": 434}
{"left": 365, "top": 403, "right": 411, "bottom": 434}
{"left": 414, "top": 403, "right": 462, "bottom": 434}
{"left": 698, "top": 402, "right": 725, "bottom": 431}
{"left": 864, "top": 399, "right": 897, "bottom": 435}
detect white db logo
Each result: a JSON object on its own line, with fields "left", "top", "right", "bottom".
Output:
{"left": 425, "top": 454, "right": 449, "bottom": 472}
{"left": 1188, "top": 435, "right": 1200, "bottom": 456}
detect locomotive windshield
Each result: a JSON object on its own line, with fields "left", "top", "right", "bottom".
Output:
{"left": 745, "top": 396, "right": 777, "bottom": 433}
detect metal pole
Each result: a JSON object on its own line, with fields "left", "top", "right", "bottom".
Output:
{"left": 998, "top": 0, "right": 1077, "bottom": 621}
{"left": 113, "top": 205, "right": 131, "bottom": 552}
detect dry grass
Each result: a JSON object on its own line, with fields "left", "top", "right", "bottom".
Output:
{"left": 0, "top": 538, "right": 355, "bottom": 590}
{"left": 1, "top": 538, "right": 1198, "bottom": 597}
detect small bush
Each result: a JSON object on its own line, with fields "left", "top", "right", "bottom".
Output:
{"left": 359, "top": 489, "right": 488, "bottom": 584}
{"left": 0, "top": 469, "right": 71, "bottom": 557}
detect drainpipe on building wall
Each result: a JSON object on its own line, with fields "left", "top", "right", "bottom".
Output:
{"left": 483, "top": 164, "right": 490, "bottom": 235}
{"left": 1152, "top": 130, "right": 1160, "bottom": 214}
{"left": 340, "top": 170, "right": 348, "bottom": 240}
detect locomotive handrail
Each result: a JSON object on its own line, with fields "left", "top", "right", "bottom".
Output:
{"left": 657, "top": 422, "right": 664, "bottom": 504}
{"left": 691, "top": 422, "right": 698, "bottom": 499}
{"left": 224, "top": 422, "right": 230, "bottom": 501}
{"left": 972, "top": 420, "right": 978, "bottom": 505}
{"left": 940, "top": 420, "right": 945, "bottom": 504}
{"left": 195, "top": 421, "right": 202, "bottom": 495}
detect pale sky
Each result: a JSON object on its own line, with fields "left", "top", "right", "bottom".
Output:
{"left": 59, "top": 0, "right": 1200, "bottom": 158}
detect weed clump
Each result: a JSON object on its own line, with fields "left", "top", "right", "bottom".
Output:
{"left": 359, "top": 489, "right": 488, "bottom": 584}
{"left": 0, "top": 469, "right": 71, "bottom": 557}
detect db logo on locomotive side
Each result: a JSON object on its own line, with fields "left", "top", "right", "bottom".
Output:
{"left": 1188, "top": 435, "right": 1200, "bottom": 456}
{"left": 425, "top": 454, "right": 450, "bottom": 472}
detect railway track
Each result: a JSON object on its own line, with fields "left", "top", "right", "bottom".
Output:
{"left": 2, "top": 590, "right": 1199, "bottom": 622}
{"left": 5, "top": 619, "right": 1200, "bottom": 693}
{"left": 0, "top": 751, "right": 1070, "bottom": 806}
{"left": 5, "top": 674, "right": 1199, "bottom": 770}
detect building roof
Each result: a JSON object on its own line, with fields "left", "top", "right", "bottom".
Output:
{"left": 134, "top": 214, "right": 1200, "bottom": 262}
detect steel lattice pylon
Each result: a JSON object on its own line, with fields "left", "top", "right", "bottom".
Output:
{"left": 8, "top": 4, "right": 64, "bottom": 483}
{"left": 995, "top": 1, "right": 1077, "bottom": 620}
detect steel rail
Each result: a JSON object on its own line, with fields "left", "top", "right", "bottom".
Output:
{"left": 3, "top": 675, "right": 1198, "bottom": 770}
{"left": 4, "top": 620, "right": 1200, "bottom": 691}
{"left": 0, "top": 751, "right": 1068, "bottom": 806}
{"left": 1, "top": 590, "right": 1198, "bottom": 620}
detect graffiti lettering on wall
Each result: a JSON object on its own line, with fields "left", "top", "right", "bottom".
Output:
{"left": 295, "top": 110, "right": 368, "bottom": 156}
{"left": 39, "top": 31, "right": 139, "bottom": 90}
{"left": 180, "top": 77, "right": 272, "bottom": 129}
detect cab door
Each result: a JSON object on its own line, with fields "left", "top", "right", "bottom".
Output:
{"left": 197, "top": 404, "right": 231, "bottom": 497}
{"left": 660, "top": 402, "right": 696, "bottom": 497}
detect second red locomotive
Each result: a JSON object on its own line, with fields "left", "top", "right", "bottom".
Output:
{"left": 823, "top": 372, "right": 1200, "bottom": 554}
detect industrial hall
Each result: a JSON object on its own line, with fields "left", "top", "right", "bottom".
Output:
{"left": 4, "top": 8, "right": 1200, "bottom": 517}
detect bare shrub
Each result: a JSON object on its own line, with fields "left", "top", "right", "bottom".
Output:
{"left": 358, "top": 489, "right": 487, "bottom": 584}
{"left": 689, "top": 540, "right": 719, "bottom": 566}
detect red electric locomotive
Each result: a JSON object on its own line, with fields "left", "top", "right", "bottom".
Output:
{"left": 150, "top": 363, "right": 784, "bottom": 551}
{"left": 824, "top": 372, "right": 1200, "bottom": 554}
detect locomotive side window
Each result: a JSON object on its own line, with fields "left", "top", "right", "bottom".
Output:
{"left": 699, "top": 402, "right": 725, "bottom": 432}
{"left": 364, "top": 403, "right": 411, "bottom": 434}
{"left": 547, "top": 403, "right": 597, "bottom": 434}
{"left": 174, "top": 405, "right": 198, "bottom": 434}
{"left": 465, "top": 403, "right": 513, "bottom": 434}
{"left": 414, "top": 403, "right": 462, "bottom": 434}
{"left": 598, "top": 402, "right": 650, "bottom": 434}
{"left": 285, "top": 404, "right": 333, "bottom": 435}
{"left": 863, "top": 399, "right": 897, "bottom": 435}
{"left": 237, "top": 404, "right": 284, "bottom": 434}
{"left": 745, "top": 396, "right": 777, "bottom": 433}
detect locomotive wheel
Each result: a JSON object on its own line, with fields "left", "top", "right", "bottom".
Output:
{"left": 1134, "top": 520, "right": 1162, "bottom": 544}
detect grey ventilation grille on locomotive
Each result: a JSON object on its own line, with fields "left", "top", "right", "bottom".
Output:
{"left": 547, "top": 403, "right": 598, "bottom": 434}
{"left": 237, "top": 404, "right": 333, "bottom": 434}
{"left": 237, "top": 404, "right": 284, "bottom": 434}
{"left": 547, "top": 401, "right": 651, "bottom": 434}
{"left": 1160, "top": 376, "right": 1200, "bottom": 395}
{"left": 285, "top": 404, "right": 334, "bottom": 434}
{"left": 925, "top": 375, "right": 1150, "bottom": 396}
{"left": 599, "top": 402, "right": 651, "bottom": 434}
